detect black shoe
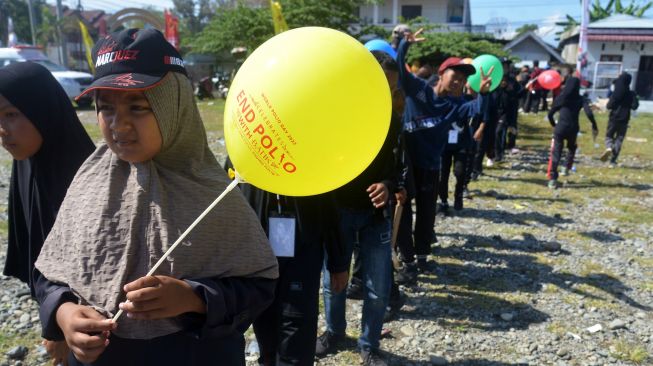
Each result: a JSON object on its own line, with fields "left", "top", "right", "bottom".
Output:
{"left": 417, "top": 258, "right": 429, "bottom": 273}
{"left": 395, "top": 262, "right": 417, "bottom": 285}
{"left": 315, "top": 331, "right": 343, "bottom": 357}
{"left": 361, "top": 349, "right": 388, "bottom": 366}
{"left": 471, "top": 171, "right": 480, "bottom": 181}
{"left": 431, "top": 230, "right": 438, "bottom": 244}
{"left": 346, "top": 280, "right": 363, "bottom": 300}
{"left": 454, "top": 196, "right": 463, "bottom": 211}
{"left": 384, "top": 285, "right": 404, "bottom": 322}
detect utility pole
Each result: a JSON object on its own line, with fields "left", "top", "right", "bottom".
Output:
{"left": 56, "top": 0, "right": 68, "bottom": 66}
{"left": 26, "top": 0, "right": 37, "bottom": 45}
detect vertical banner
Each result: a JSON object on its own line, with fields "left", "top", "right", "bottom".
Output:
{"left": 269, "top": 0, "right": 289, "bottom": 34}
{"left": 164, "top": 9, "right": 180, "bottom": 50}
{"left": 577, "top": 0, "right": 589, "bottom": 87}
{"left": 78, "top": 21, "right": 95, "bottom": 73}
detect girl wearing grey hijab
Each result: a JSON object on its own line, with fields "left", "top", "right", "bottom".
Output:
{"left": 35, "top": 29, "right": 278, "bottom": 366}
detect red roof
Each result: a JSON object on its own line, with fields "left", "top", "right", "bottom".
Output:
{"left": 588, "top": 34, "right": 653, "bottom": 42}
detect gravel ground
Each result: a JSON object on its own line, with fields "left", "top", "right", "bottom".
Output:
{"left": 1, "top": 112, "right": 651, "bottom": 366}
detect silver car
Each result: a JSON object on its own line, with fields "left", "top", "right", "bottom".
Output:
{"left": 0, "top": 47, "right": 94, "bottom": 107}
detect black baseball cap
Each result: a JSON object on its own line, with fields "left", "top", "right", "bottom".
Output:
{"left": 76, "top": 28, "right": 187, "bottom": 99}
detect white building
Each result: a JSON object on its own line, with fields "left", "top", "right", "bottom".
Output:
{"left": 503, "top": 31, "right": 565, "bottom": 68}
{"left": 559, "top": 14, "right": 653, "bottom": 100}
{"left": 357, "top": 0, "right": 483, "bottom": 33}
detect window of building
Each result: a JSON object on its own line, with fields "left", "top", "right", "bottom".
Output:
{"left": 448, "top": 0, "right": 464, "bottom": 23}
{"left": 600, "top": 55, "right": 623, "bottom": 62}
{"left": 401, "top": 5, "right": 422, "bottom": 20}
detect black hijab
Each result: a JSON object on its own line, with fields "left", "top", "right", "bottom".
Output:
{"left": 610, "top": 72, "right": 632, "bottom": 104}
{"left": 0, "top": 62, "right": 95, "bottom": 293}
{"left": 553, "top": 76, "right": 581, "bottom": 109}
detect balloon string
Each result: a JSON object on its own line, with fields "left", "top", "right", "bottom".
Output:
{"left": 112, "top": 172, "right": 243, "bottom": 322}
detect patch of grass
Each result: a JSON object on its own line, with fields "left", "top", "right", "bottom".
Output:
{"left": 82, "top": 122, "right": 103, "bottom": 143}
{"left": 639, "top": 281, "right": 653, "bottom": 292}
{"left": 542, "top": 283, "right": 560, "bottom": 294}
{"left": 196, "top": 99, "right": 225, "bottom": 134}
{"left": 545, "top": 321, "right": 567, "bottom": 336}
{"left": 0, "top": 220, "right": 7, "bottom": 239}
{"left": 332, "top": 350, "right": 360, "bottom": 365}
{"left": 579, "top": 260, "right": 617, "bottom": 278}
{"left": 533, "top": 253, "right": 565, "bottom": 267}
{"left": 603, "top": 200, "right": 653, "bottom": 225}
{"left": 583, "top": 297, "right": 619, "bottom": 311}
{"left": 631, "top": 257, "right": 653, "bottom": 268}
{"left": 0, "top": 328, "right": 42, "bottom": 365}
{"left": 562, "top": 294, "right": 579, "bottom": 305}
{"left": 610, "top": 339, "right": 650, "bottom": 364}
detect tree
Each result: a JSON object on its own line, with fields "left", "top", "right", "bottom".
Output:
{"left": 282, "top": 0, "right": 364, "bottom": 33}
{"left": 406, "top": 31, "right": 508, "bottom": 66}
{"left": 190, "top": 0, "right": 382, "bottom": 55}
{"left": 0, "top": 0, "right": 45, "bottom": 45}
{"left": 515, "top": 24, "right": 538, "bottom": 36}
{"left": 189, "top": 3, "right": 272, "bottom": 54}
{"left": 35, "top": 4, "right": 58, "bottom": 47}
{"left": 557, "top": 0, "right": 653, "bottom": 39}
{"left": 173, "top": 0, "right": 215, "bottom": 35}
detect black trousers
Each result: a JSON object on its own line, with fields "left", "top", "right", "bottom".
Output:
{"left": 438, "top": 149, "right": 467, "bottom": 204}
{"left": 472, "top": 124, "right": 495, "bottom": 175}
{"left": 396, "top": 167, "right": 438, "bottom": 262}
{"left": 547, "top": 132, "right": 577, "bottom": 181}
{"left": 506, "top": 111, "right": 518, "bottom": 149}
{"left": 254, "top": 244, "right": 323, "bottom": 366}
{"left": 526, "top": 90, "right": 543, "bottom": 113}
{"left": 67, "top": 332, "right": 246, "bottom": 366}
{"left": 605, "top": 120, "right": 629, "bottom": 163}
{"left": 494, "top": 121, "right": 507, "bottom": 161}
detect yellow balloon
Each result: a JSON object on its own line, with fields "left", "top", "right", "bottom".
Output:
{"left": 224, "top": 27, "right": 391, "bottom": 196}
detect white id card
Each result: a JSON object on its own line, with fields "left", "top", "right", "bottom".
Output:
{"left": 268, "top": 216, "right": 296, "bottom": 257}
{"left": 448, "top": 129, "right": 459, "bottom": 144}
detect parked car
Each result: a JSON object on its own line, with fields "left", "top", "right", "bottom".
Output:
{"left": 0, "top": 46, "right": 94, "bottom": 107}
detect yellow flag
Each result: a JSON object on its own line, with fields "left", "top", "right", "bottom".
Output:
{"left": 78, "top": 21, "right": 95, "bottom": 73}
{"left": 269, "top": 0, "right": 288, "bottom": 34}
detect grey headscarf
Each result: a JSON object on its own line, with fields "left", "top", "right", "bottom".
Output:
{"left": 35, "top": 72, "right": 278, "bottom": 339}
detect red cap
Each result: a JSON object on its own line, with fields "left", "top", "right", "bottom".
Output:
{"left": 438, "top": 57, "right": 476, "bottom": 76}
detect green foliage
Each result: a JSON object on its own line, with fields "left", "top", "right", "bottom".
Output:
{"left": 515, "top": 24, "right": 538, "bottom": 36}
{"left": 189, "top": 3, "right": 272, "bottom": 55}
{"left": 281, "top": 0, "right": 364, "bottom": 33}
{"left": 406, "top": 32, "right": 508, "bottom": 65}
{"left": 191, "top": 0, "right": 382, "bottom": 55}
{"left": 173, "top": 0, "right": 215, "bottom": 36}
{"left": 35, "top": 4, "right": 59, "bottom": 47}
{"left": 0, "top": 0, "right": 46, "bottom": 45}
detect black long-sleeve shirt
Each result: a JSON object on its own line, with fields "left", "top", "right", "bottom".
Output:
{"left": 334, "top": 112, "right": 401, "bottom": 211}
{"left": 36, "top": 273, "right": 275, "bottom": 343}
{"left": 548, "top": 96, "right": 597, "bottom": 136}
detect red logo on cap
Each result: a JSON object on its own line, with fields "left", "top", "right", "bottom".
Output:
{"left": 110, "top": 74, "right": 144, "bottom": 87}
{"left": 97, "top": 41, "right": 117, "bottom": 57}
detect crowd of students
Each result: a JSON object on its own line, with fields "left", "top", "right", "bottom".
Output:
{"left": 0, "top": 26, "right": 639, "bottom": 366}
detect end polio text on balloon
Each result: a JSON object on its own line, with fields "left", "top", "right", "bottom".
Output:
{"left": 234, "top": 89, "right": 298, "bottom": 175}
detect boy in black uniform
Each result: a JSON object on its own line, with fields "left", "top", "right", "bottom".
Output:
{"left": 226, "top": 172, "right": 348, "bottom": 366}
